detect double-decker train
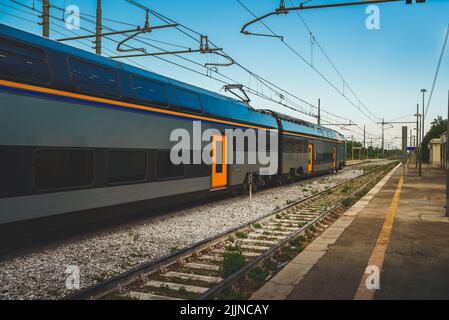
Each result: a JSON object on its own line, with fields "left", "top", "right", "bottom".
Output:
{"left": 0, "top": 24, "right": 346, "bottom": 226}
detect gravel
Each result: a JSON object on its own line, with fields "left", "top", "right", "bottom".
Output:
{"left": 0, "top": 166, "right": 373, "bottom": 300}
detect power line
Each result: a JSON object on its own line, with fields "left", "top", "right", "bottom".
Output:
{"left": 49, "top": 2, "right": 318, "bottom": 119}
{"left": 388, "top": 113, "right": 415, "bottom": 122}
{"left": 33, "top": 0, "right": 192, "bottom": 50}
{"left": 118, "top": 0, "right": 358, "bottom": 124}
{"left": 0, "top": 8, "right": 38, "bottom": 24}
{"left": 287, "top": 0, "right": 380, "bottom": 123}
{"left": 236, "top": 0, "right": 383, "bottom": 128}
{"left": 52, "top": 0, "right": 349, "bottom": 124}
{"left": 3, "top": 0, "right": 340, "bottom": 128}
{"left": 425, "top": 24, "right": 449, "bottom": 118}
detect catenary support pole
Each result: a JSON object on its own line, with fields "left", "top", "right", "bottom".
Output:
{"left": 95, "top": 0, "right": 102, "bottom": 55}
{"left": 42, "top": 0, "right": 50, "bottom": 38}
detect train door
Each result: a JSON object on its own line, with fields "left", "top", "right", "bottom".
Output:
{"left": 308, "top": 144, "right": 314, "bottom": 173}
{"left": 333, "top": 146, "right": 337, "bottom": 170}
{"left": 212, "top": 135, "right": 228, "bottom": 189}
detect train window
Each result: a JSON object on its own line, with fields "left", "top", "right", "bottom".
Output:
{"left": 156, "top": 150, "right": 185, "bottom": 179}
{"left": 108, "top": 150, "right": 147, "bottom": 184}
{"left": 0, "top": 38, "right": 50, "bottom": 84}
{"left": 69, "top": 58, "right": 121, "bottom": 98}
{"left": 176, "top": 89, "right": 202, "bottom": 112}
{"left": 35, "top": 149, "right": 94, "bottom": 190}
{"left": 132, "top": 76, "right": 167, "bottom": 105}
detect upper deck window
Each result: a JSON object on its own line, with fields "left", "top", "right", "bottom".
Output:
{"left": 132, "top": 76, "right": 167, "bottom": 105}
{"left": 69, "top": 58, "right": 121, "bottom": 98}
{"left": 176, "top": 89, "right": 202, "bottom": 113}
{"left": 0, "top": 38, "right": 51, "bottom": 85}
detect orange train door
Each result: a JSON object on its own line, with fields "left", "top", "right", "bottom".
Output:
{"left": 308, "top": 144, "right": 314, "bottom": 173}
{"left": 212, "top": 135, "right": 228, "bottom": 189}
{"left": 333, "top": 146, "right": 337, "bottom": 170}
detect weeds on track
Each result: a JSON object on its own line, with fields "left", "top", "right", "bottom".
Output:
{"left": 222, "top": 251, "right": 246, "bottom": 277}
{"left": 235, "top": 231, "right": 248, "bottom": 239}
{"left": 248, "top": 266, "right": 269, "bottom": 285}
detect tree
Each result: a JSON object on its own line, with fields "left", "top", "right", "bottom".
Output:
{"left": 346, "top": 140, "right": 363, "bottom": 159}
{"left": 422, "top": 116, "right": 448, "bottom": 162}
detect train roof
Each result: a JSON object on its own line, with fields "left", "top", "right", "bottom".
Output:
{"left": 1, "top": 24, "right": 345, "bottom": 140}
{"left": 264, "top": 110, "right": 345, "bottom": 142}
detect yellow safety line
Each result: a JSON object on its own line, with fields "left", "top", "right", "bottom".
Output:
{"left": 353, "top": 175, "right": 404, "bottom": 300}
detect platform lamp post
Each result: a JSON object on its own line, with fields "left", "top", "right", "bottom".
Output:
{"left": 445, "top": 90, "right": 449, "bottom": 216}
{"left": 421, "top": 89, "right": 427, "bottom": 175}
{"left": 416, "top": 106, "right": 422, "bottom": 176}
{"left": 421, "top": 89, "right": 427, "bottom": 143}
{"left": 402, "top": 127, "right": 408, "bottom": 177}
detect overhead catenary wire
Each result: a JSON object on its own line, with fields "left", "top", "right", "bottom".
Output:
{"left": 287, "top": 0, "right": 380, "bottom": 123}
{"left": 32, "top": 0, "right": 191, "bottom": 50}
{"left": 40, "top": 0, "right": 350, "bottom": 124}
{"left": 235, "top": 0, "right": 383, "bottom": 129}
{"left": 119, "top": 0, "right": 360, "bottom": 125}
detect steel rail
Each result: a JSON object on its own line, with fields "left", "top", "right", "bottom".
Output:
{"left": 65, "top": 161, "right": 393, "bottom": 300}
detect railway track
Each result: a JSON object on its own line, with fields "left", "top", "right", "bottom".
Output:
{"left": 67, "top": 161, "right": 397, "bottom": 301}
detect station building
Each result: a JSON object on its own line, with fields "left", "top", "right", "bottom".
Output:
{"left": 429, "top": 132, "right": 448, "bottom": 169}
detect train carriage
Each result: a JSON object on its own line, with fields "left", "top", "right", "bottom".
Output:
{"left": 0, "top": 24, "right": 346, "bottom": 225}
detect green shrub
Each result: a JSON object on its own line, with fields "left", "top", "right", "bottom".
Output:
{"left": 248, "top": 266, "right": 269, "bottom": 284}
{"left": 222, "top": 251, "right": 246, "bottom": 277}
{"left": 289, "top": 235, "right": 306, "bottom": 247}
{"left": 226, "top": 243, "right": 241, "bottom": 252}
{"left": 235, "top": 231, "right": 248, "bottom": 239}
{"left": 342, "top": 197, "right": 355, "bottom": 208}
{"left": 222, "top": 288, "right": 241, "bottom": 300}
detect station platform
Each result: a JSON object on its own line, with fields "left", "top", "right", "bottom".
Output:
{"left": 252, "top": 164, "right": 449, "bottom": 300}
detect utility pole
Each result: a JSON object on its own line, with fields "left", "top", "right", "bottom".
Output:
{"left": 421, "top": 89, "right": 427, "bottom": 149}
{"left": 42, "top": 0, "right": 50, "bottom": 38}
{"left": 416, "top": 104, "right": 419, "bottom": 169}
{"left": 95, "top": 0, "right": 102, "bottom": 55}
{"left": 350, "top": 135, "right": 355, "bottom": 161}
{"left": 417, "top": 104, "right": 422, "bottom": 176}
{"left": 382, "top": 118, "right": 385, "bottom": 158}
{"left": 402, "top": 126, "right": 408, "bottom": 177}
{"left": 363, "top": 125, "right": 366, "bottom": 159}
{"left": 317, "top": 98, "right": 321, "bottom": 126}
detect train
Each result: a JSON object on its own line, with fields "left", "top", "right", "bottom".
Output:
{"left": 0, "top": 24, "right": 346, "bottom": 226}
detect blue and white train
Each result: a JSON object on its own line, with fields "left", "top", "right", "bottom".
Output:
{"left": 0, "top": 24, "right": 346, "bottom": 225}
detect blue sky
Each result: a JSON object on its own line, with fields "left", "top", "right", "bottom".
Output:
{"left": 1, "top": 0, "right": 448, "bottom": 148}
